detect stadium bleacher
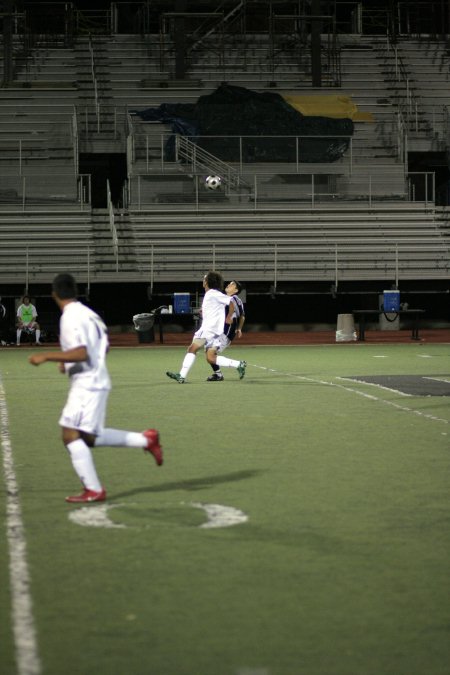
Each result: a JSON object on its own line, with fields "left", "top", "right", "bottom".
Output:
{"left": 0, "top": 0, "right": 448, "bottom": 322}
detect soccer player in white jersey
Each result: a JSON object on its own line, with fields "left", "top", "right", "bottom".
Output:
{"left": 166, "top": 270, "right": 246, "bottom": 384}
{"left": 29, "top": 273, "right": 163, "bottom": 503}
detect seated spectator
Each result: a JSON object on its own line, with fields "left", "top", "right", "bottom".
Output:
{"left": 0, "top": 296, "right": 7, "bottom": 346}
{"left": 16, "top": 295, "right": 42, "bottom": 346}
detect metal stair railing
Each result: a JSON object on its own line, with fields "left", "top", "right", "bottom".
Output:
{"left": 158, "top": 2, "right": 245, "bottom": 75}
{"left": 107, "top": 179, "right": 119, "bottom": 271}
{"left": 175, "top": 135, "right": 248, "bottom": 191}
{"left": 382, "top": 33, "right": 436, "bottom": 137}
{"left": 188, "top": 1, "right": 245, "bottom": 53}
{"left": 88, "top": 35, "right": 100, "bottom": 133}
{"left": 380, "top": 34, "right": 449, "bottom": 153}
{"left": 72, "top": 105, "right": 79, "bottom": 176}
{"left": 269, "top": 8, "right": 341, "bottom": 88}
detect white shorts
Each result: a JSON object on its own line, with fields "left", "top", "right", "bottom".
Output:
{"left": 59, "top": 385, "right": 109, "bottom": 436}
{"left": 193, "top": 330, "right": 230, "bottom": 353}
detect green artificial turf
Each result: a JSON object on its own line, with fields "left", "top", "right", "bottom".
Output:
{"left": 1, "top": 344, "right": 449, "bottom": 675}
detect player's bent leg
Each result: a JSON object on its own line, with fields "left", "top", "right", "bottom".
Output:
{"left": 94, "top": 428, "right": 163, "bottom": 466}
{"left": 205, "top": 346, "right": 218, "bottom": 365}
{"left": 216, "top": 355, "right": 247, "bottom": 378}
{"left": 216, "top": 355, "right": 239, "bottom": 369}
{"left": 142, "top": 429, "right": 163, "bottom": 466}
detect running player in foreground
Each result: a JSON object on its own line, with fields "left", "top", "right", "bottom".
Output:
{"left": 29, "top": 273, "right": 163, "bottom": 503}
{"left": 166, "top": 270, "right": 246, "bottom": 384}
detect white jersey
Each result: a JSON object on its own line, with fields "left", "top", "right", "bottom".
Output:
{"left": 199, "top": 288, "right": 231, "bottom": 336}
{"left": 59, "top": 300, "right": 111, "bottom": 391}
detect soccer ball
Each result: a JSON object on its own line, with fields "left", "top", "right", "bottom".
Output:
{"left": 205, "top": 175, "right": 222, "bottom": 190}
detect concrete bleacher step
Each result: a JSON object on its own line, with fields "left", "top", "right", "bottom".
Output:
{"left": 0, "top": 198, "right": 446, "bottom": 284}
{"left": 0, "top": 208, "right": 97, "bottom": 283}
{"left": 126, "top": 204, "right": 449, "bottom": 283}
{"left": 0, "top": 28, "right": 444, "bottom": 274}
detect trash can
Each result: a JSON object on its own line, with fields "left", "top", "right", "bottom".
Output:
{"left": 133, "top": 313, "right": 155, "bottom": 343}
{"left": 336, "top": 313, "right": 357, "bottom": 342}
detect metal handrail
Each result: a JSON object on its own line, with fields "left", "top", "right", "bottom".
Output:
{"left": 21, "top": 243, "right": 92, "bottom": 290}
{"left": 189, "top": 1, "right": 244, "bottom": 53}
{"left": 407, "top": 172, "right": 436, "bottom": 206}
{"left": 77, "top": 104, "right": 130, "bottom": 139}
{"left": 127, "top": 170, "right": 424, "bottom": 212}
{"left": 134, "top": 239, "right": 450, "bottom": 288}
{"left": 88, "top": 35, "right": 100, "bottom": 133}
{"left": 175, "top": 135, "right": 246, "bottom": 190}
{"left": 384, "top": 33, "right": 419, "bottom": 131}
{"left": 72, "top": 105, "right": 79, "bottom": 175}
{"left": 0, "top": 172, "right": 91, "bottom": 211}
{"left": 77, "top": 173, "right": 91, "bottom": 209}
{"left": 106, "top": 179, "right": 119, "bottom": 271}
{"left": 130, "top": 131, "right": 353, "bottom": 176}
{"left": 381, "top": 35, "right": 450, "bottom": 147}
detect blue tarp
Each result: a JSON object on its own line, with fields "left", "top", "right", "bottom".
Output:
{"left": 131, "top": 83, "right": 354, "bottom": 163}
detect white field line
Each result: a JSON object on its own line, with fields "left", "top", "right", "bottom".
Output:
{"left": 69, "top": 502, "right": 248, "bottom": 530}
{"left": 190, "top": 502, "right": 249, "bottom": 529}
{"left": 338, "top": 377, "right": 412, "bottom": 397}
{"left": 68, "top": 503, "right": 126, "bottom": 528}
{"left": 0, "top": 375, "right": 41, "bottom": 675}
{"left": 249, "top": 364, "right": 449, "bottom": 425}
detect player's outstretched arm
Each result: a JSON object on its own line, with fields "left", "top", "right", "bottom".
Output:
{"left": 29, "top": 346, "right": 88, "bottom": 367}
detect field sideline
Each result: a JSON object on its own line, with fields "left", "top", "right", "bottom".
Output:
{"left": 1, "top": 342, "right": 450, "bottom": 675}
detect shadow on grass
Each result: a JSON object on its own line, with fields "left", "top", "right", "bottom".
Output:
{"left": 112, "top": 469, "right": 263, "bottom": 500}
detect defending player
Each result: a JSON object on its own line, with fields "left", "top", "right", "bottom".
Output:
{"left": 29, "top": 273, "right": 163, "bottom": 503}
{"left": 206, "top": 279, "right": 245, "bottom": 381}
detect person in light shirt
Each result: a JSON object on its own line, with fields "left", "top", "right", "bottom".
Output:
{"left": 166, "top": 270, "right": 246, "bottom": 384}
{"left": 29, "top": 273, "right": 163, "bottom": 503}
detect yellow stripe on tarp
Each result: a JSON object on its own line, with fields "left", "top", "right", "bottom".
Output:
{"left": 282, "top": 94, "right": 374, "bottom": 122}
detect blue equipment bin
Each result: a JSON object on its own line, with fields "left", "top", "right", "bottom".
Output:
{"left": 383, "top": 290, "right": 400, "bottom": 312}
{"left": 173, "top": 293, "right": 190, "bottom": 313}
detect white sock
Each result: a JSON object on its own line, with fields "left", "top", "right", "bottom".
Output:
{"left": 216, "top": 355, "right": 240, "bottom": 368}
{"left": 95, "top": 428, "right": 145, "bottom": 448}
{"left": 16, "top": 329, "right": 21, "bottom": 343}
{"left": 180, "top": 352, "right": 196, "bottom": 378}
{"left": 35, "top": 329, "right": 41, "bottom": 342}
{"left": 66, "top": 439, "right": 102, "bottom": 492}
